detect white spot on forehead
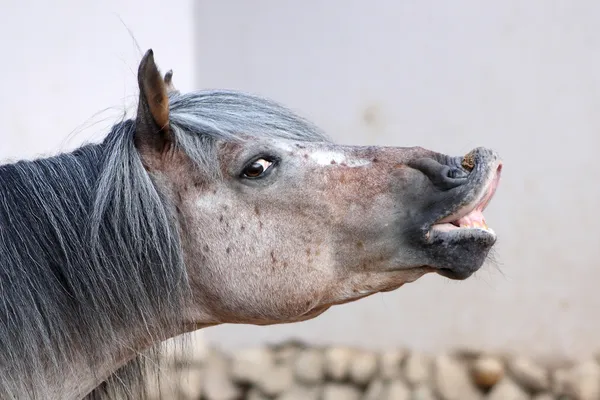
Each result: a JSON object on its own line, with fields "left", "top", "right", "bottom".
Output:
{"left": 308, "top": 150, "right": 371, "bottom": 167}
{"left": 309, "top": 151, "right": 346, "bottom": 165}
{"left": 273, "top": 142, "right": 295, "bottom": 152}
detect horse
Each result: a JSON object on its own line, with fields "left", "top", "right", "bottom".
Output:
{"left": 0, "top": 49, "right": 502, "bottom": 399}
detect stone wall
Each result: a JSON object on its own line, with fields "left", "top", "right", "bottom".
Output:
{"left": 146, "top": 340, "right": 600, "bottom": 400}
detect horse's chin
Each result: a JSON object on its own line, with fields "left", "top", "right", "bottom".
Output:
{"left": 418, "top": 233, "right": 495, "bottom": 280}
{"left": 254, "top": 306, "right": 333, "bottom": 325}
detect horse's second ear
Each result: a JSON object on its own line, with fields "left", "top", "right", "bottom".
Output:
{"left": 135, "top": 49, "right": 171, "bottom": 154}
{"left": 164, "top": 69, "right": 179, "bottom": 95}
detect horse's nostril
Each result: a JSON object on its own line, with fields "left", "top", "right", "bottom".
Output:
{"left": 410, "top": 158, "right": 468, "bottom": 191}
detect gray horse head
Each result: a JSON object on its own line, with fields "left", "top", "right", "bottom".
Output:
{"left": 137, "top": 49, "right": 502, "bottom": 326}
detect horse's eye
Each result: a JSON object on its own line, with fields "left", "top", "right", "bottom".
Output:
{"left": 242, "top": 158, "right": 273, "bottom": 179}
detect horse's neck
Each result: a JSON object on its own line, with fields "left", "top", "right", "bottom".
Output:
{"left": 0, "top": 144, "right": 145, "bottom": 398}
{"left": 0, "top": 144, "right": 112, "bottom": 398}
{"left": 0, "top": 136, "right": 196, "bottom": 399}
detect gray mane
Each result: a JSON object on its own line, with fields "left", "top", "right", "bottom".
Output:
{"left": 169, "top": 90, "right": 329, "bottom": 172}
{"left": 0, "top": 89, "right": 328, "bottom": 399}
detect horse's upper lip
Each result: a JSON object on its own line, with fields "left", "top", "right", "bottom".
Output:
{"left": 431, "top": 162, "right": 502, "bottom": 233}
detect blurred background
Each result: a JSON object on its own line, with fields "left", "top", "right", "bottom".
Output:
{"left": 2, "top": 1, "right": 600, "bottom": 399}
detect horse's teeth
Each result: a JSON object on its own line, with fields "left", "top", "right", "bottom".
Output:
{"left": 457, "top": 220, "right": 489, "bottom": 230}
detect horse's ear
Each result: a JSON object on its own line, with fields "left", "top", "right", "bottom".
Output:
{"left": 135, "top": 49, "right": 171, "bottom": 154}
{"left": 164, "top": 69, "right": 179, "bottom": 95}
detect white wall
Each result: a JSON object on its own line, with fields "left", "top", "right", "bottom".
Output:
{"left": 0, "top": 0, "right": 195, "bottom": 161}
{"left": 194, "top": 1, "right": 600, "bottom": 360}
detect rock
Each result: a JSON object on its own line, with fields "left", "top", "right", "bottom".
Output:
{"left": 273, "top": 341, "right": 304, "bottom": 364}
{"left": 257, "top": 363, "right": 294, "bottom": 397}
{"left": 247, "top": 388, "right": 270, "bottom": 400}
{"left": 322, "top": 383, "right": 361, "bottom": 400}
{"left": 471, "top": 356, "right": 504, "bottom": 389}
{"left": 365, "top": 380, "right": 413, "bottom": 400}
{"left": 277, "top": 384, "right": 321, "bottom": 400}
{"left": 202, "top": 348, "right": 241, "bottom": 400}
{"left": 553, "top": 360, "right": 600, "bottom": 400}
{"left": 404, "top": 352, "right": 432, "bottom": 387}
{"left": 486, "top": 378, "right": 529, "bottom": 400}
{"left": 231, "top": 347, "right": 273, "bottom": 384}
{"left": 411, "top": 385, "right": 437, "bottom": 400}
{"left": 294, "top": 348, "right": 325, "bottom": 384}
{"left": 553, "top": 368, "right": 570, "bottom": 395}
{"left": 364, "top": 379, "right": 386, "bottom": 400}
{"left": 532, "top": 394, "right": 555, "bottom": 400}
{"left": 380, "top": 349, "right": 406, "bottom": 380}
{"left": 384, "top": 380, "right": 411, "bottom": 400}
{"left": 324, "top": 346, "right": 355, "bottom": 381}
{"left": 349, "top": 350, "right": 379, "bottom": 386}
{"left": 434, "top": 354, "right": 482, "bottom": 400}
{"left": 508, "top": 356, "right": 550, "bottom": 392}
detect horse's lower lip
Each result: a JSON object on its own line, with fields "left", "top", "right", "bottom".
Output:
{"left": 430, "top": 224, "right": 496, "bottom": 238}
{"left": 436, "top": 267, "right": 474, "bottom": 280}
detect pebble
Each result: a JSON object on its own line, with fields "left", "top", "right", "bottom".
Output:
{"left": 363, "top": 379, "right": 386, "bottom": 400}
{"left": 273, "top": 341, "right": 304, "bottom": 364}
{"left": 553, "top": 360, "right": 600, "bottom": 400}
{"left": 324, "top": 346, "right": 354, "bottom": 381}
{"left": 322, "top": 383, "right": 361, "bottom": 400}
{"left": 404, "top": 352, "right": 432, "bottom": 387}
{"left": 257, "top": 363, "right": 294, "bottom": 396}
{"left": 231, "top": 347, "right": 273, "bottom": 384}
{"left": 434, "top": 354, "right": 482, "bottom": 400}
{"left": 380, "top": 349, "right": 406, "bottom": 380}
{"left": 247, "top": 388, "right": 269, "bottom": 400}
{"left": 532, "top": 394, "right": 555, "bottom": 400}
{"left": 486, "top": 377, "right": 529, "bottom": 400}
{"left": 349, "top": 349, "right": 379, "bottom": 385}
{"left": 508, "top": 356, "right": 550, "bottom": 392}
{"left": 202, "top": 348, "right": 241, "bottom": 400}
{"left": 411, "top": 385, "right": 437, "bottom": 400}
{"left": 294, "top": 348, "right": 325, "bottom": 384}
{"left": 277, "top": 384, "right": 321, "bottom": 400}
{"left": 384, "top": 379, "right": 411, "bottom": 400}
{"left": 471, "top": 356, "right": 504, "bottom": 389}
{"left": 553, "top": 367, "right": 570, "bottom": 395}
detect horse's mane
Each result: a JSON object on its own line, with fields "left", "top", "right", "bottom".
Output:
{"left": 0, "top": 89, "right": 327, "bottom": 399}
